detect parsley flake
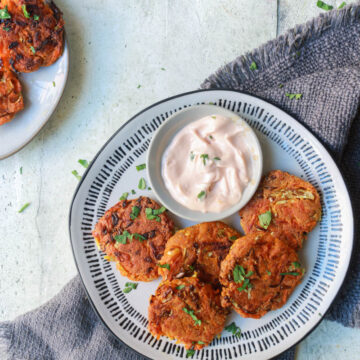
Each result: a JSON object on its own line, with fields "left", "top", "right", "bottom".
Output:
{"left": 258, "top": 210, "right": 272, "bottom": 229}
{"left": 225, "top": 322, "right": 241, "bottom": 337}
{"left": 78, "top": 159, "right": 89, "bottom": 168}
{"left": 286, "top": 93, "right": 302, "bottom": 100}
{"left": 120, "top": 192, "right": 129, "bottom": 200}
{"left": 137, "top": 84, "right": 141, "bottom": 89}
{"left": 0, "top": 6, "right": 11, "bottom": 20}
{"left": 131, "top": 189, "right": 136, "bottom": 194}
{"left": 278, "top": 84, "right": 284, "bottom": 88}
{"left": 20, "top": 166, "right": 23, "bottom": 174}
{"left": 52, "top": 81, "right": 56, "bottom": 87}
{"left": 123, "top": 282, "right": 138, "bottom": 294}
{"left": 133, "top": 233, "right": 146, "bottom": 242}
{"left": 3, "top": 27, "right": 10, "bottom": 32}
{"left": 213, "top": 157, "right": 221, "bottom": 161}
{"left": 123, "top": 287, "right": 132, "bottom": 293}
{"left": 161, "top": 67, "right": 166, "bottom": 71}
{"left": 136, "top": 164, "right": 146, "bottom": 171}
{"left": 158, "top": 263, "right": 170, "bottom": 270}
{"left": 33, "top": 14, "right": 40, "bottom": 21}
{"left": 176, "top": 285, "right": 185, "bottom": 290}
{"left": 233, "top": 265, "right": 253, "bottom": 283}
{"left": 200, "top": 153, "right": 209, "bottom": 165}
{"left": 229, "top": 235, "right": 238, "bottom": 241}
{"left": 22, "top": 5, "right": 30, "bottom": 18}
{"left": 186, "top": 349, "right": 195, "bottom": 358}
{"left": 250, "top": 61, "right": 257, "bottom": 70}
{"left": 130, "top": 206, "right": 140, "bottom": 220}
{"left": 114, "top": 230, "right": 132, "bottom": 244}
{"left": 18, "top": 202, "right": 30, "bottom": 213}
{"left": 145, "top": 207, "right": 166, "bottom": 221}
{"left": 72, "top": 170, "right": 81, "bottom": 181}
{"left": 190, "top": 151, "right": 195, "bottom": 161}
{"left": 197, "top": 190, "right": 206, "bottom": 200}
{"left": 197, "top": 341, "right": 205, "bottom": 345}
{"left": 183, "top": 307, "right": 201, "bottom": 326}
{"left": 266, "top": 270, "right": 272, "bottom": 275}
{"left": 338, "top": 1, "right": 346, "bottom": 8}
{"left": 317, "top": 0, "right": 333, "bottom": 10}
{"left": 30, "top": 46, "right": 36, "bottom": 54}
{"left": 138, "top": 177, "right": 146, "bottom": 190}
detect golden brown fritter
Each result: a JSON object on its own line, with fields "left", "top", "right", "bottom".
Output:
{"left": 148, "top": 277, "right": 228, "bottom": 350}
{"left": 220, "top": 232, "right": 304, "bottom": 319}
{"left": 0, "top": 67, "right": 23, "bottom": 125}
{"left": 239, "top": 170, "right": 321, "bottom": 250}
{"left": 0, "top": 0, "right": 64, "bottom": 73}
{"left": 92, "top": 197, "right": 174, "bottom": 282}
{"left": 158, "top": 222, "right": 241, "bottom": 286}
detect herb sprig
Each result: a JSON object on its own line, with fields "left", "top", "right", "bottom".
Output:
{"left": 225, "top": 322, "right": 241, "bottom": 337}
{"left": 183, "top": 307, "right": 201, "bottom": 326}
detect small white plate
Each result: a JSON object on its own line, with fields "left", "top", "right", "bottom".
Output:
{"left": 147, "top": 105, "right": 263, "bottom": 222}
{"left": 0, "top": 41, "right": 69, "bottom": 159}
{"left": 69, "top": 89, "right": 353, "bottom": 360}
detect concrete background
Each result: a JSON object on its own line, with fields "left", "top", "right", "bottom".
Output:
{"left": 1, "top": 0, "right": 359, "bottom": 359}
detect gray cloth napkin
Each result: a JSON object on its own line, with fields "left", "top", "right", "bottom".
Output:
{"left": 1, "top": 3, "right": 360, "bottom": 360}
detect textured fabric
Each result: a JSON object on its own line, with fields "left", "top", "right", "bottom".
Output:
{"left": 1, "top": 4, "right": 360, "bottom": 360}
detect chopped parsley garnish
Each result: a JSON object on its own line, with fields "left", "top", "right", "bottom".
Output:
{"left": 148, "top": 187, "right": 152, "bottom": 190}
{"left": 200, "top": 153, "right": 209, "bottom": 165}
{"left": 30, "top": 46, "right": 36, "bottom": 54}
{"left": 190, "top": 151, "right": 195, "bottom": 161}
{"left": 20, "top": 166, "right": 23, "bottom": 174}
{"left": 0, "top": 6, "right": 11, "bottom": 20}
{"left": 52, "top": 81, "right": 56, "bottom": 87}
{"left": 119, "top": 192, "right": 129, "bottom": 200}
{"left": 138, "top": 177, "right": 146, "bottom": 190}
{"left": 280, "top": 272, "right": 300, "bottom": 276}
{"left": 176, "top": 285, "right": 185, "bottom": 290}
{"left": 22, "top": 5, "right": 30, "bottom": 18}
{"left": 211, "top": 116, "right": 216, "bottom": 119}
{"left": 78, "top": 159, "right": 89, "bottom": 168}
{"left": 131, "top": 189, "right": 136, "bottom": 194}
{"left": 233, "top": 265, "right": 253, "bottom": 283}
{"left": 338, "top": 2, "right": 346, "bottom": 8}
{"left": 183, "top": 308, "right": 201, "bottom": 326}
{"left": 18, "top": 202, "right": 30, "bottom": 213}
{"left": 237, "top": 278, "right": 253, "bottom": 294}
{"left": 291, "top": 261, "right": 301, "bottom": 269}
{"left": 197, "top": 190, "right": 206, "bottom": 200}
{"left": 197, "top": 341, "right": 205, "bottom": 345}
{"left": 186, "top": 349, "right": 195, "bottom": 358}
{"left": 229, "top": 235, "right": 238, "bottom": 241}
{"left": 266, "top": 270, "right": 272, "bottom": 275}
{"left": 225, "top": 322, "right": 241, "bottom": 337}
{"left": 258, "top": 210, "right": 272, "bottom": 229}
{"left": 130, "top": 206, "right": 140, "bottom": 220}
{"left": 33, "top": 14, "right": 40, "bottom": 21}
{"left": 209, "top": 135, "right": 214, "bottom": 139}
{"left": 114, "top": 230, "right": 132, "bottom": 244}
{"left": 123, "top": 282, "right": 138, "bottom": 293}
{"left": 158, "top": 263, "right": 170, "bottom": 270}
{"left": 136, "top": 164, "right": 146, "bottom": 171}
{"left": 145, "top": 206, "right": 166, "bottom": 221}
{"left": 137, "top": 84, "right": 141, "bottom": 88}
{"left": 213, "top": 157, "right": 221, "bottom": 161}
{"left": 188, "top": 265, "right": 194, "bottom": 271}
{"left": 161, "top": 67, "right": 166, "bottom": 71}
{"left": 286, "top": 93, "right": 302, "bottom": 100}
{"left": 71, "top": 170, "right": 81, "bottom": 181}
{"left": 133, "top": 233, "right": 146, "bottom": 242}
{"left": 3, "top": 27, "right": 10, "bottom": 32}
{"left": 250, "top": 61, "right": 257, "bottom": 70}
{"left": 278, "top": 84, "right": 284, "bottom": 88}
{"left": 316, "top": 0, "right": 333, "bottom": 10}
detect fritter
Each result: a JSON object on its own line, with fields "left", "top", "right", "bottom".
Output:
{"left": 220, "top": 232, "right": 304, "bottom": 319}
{"left": 239, "top": 170, "right": 321, "bottom": 249}
{"left": 158, "top": 222, "right": 241, "bottom": 286}
{"left": 0, "top": 67, "right": 23, "bottom": 125}
{"left": 92, "top": 196, "right": 174, "bottom": 282}
{"left": 0, "top": 0, "right": 65, "bottom": 73}
{"left": 148, "top": 277, "right": 228, "bottom": 350}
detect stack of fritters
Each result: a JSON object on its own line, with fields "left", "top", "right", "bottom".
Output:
{"left": 92, "top": 170, "right": 321, "bottom": 352}
{"left": 0, "top": 0, "right": 65, "bottom": 125}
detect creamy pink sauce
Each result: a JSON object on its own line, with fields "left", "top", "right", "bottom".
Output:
{"left": 162, "top": 115, "right": 251, "bottom": 213}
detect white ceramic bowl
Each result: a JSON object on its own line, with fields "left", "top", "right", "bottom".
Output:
{"left": 146, "top": 104, "right": 263, "bottom": 222}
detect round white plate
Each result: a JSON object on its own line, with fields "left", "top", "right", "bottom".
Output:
{"left": 69, "top": 90, "right": 353, "bottom": 360}
{"left": 0, "top": 41, "right": 69, "bottom": 159}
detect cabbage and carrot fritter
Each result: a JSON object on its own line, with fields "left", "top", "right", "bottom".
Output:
{"left": 92, "top": 197, "right": 174, "bottom": 282}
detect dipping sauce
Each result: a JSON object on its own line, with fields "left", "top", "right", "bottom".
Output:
{"left": 162, "top": 115, "right": 251, "bottom": 213}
